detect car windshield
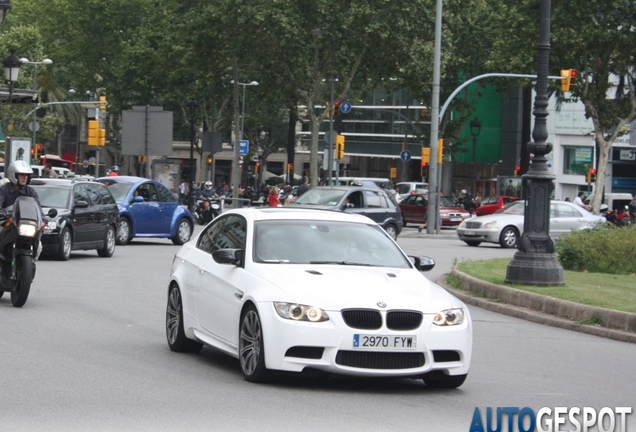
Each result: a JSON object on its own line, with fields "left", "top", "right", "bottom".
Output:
{"left": 439, "top": 196, "right": 455, "bottom": 206}
{"left": 293, "top": 189, "right": 346, "bottom": 206}
{"left": 99, "top": 180, "right": 134, "bottom": 201}
{"left": 253, "top": 220, "right": 411, "bottom": 267}
{"left": 496, "top": 200, "right": 525, "bottom": 215}
{"left": 32, "top": 186, "right": 71, "bottom": 209}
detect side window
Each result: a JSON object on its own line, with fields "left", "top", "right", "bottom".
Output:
{"left": 137, "top": 183, "right": 158, "bottom": 202}
{"left": 73, "top": 184, "right": 89, "bottom": 204}
{"left": 213, "top": 216, "right": 247, "bottom": 252}
{"left": 156, "top": 183, "right": 176, "bottom": 203}
{"left": 415, "top": 196, "right": 427, "bottom": 207}
{"left": 364, "top": 190, "right": 384, "bottom": 208}
{"left": 96, "top": 184, "right": 116, "bottom": 205}
{"left": 85, "top": 184, "right": 103, "bottom": 205}
{"left": 197, "top": 218, "right": 226, "bottom": 254}
{"left": 348, "top": 191, "right": 363, "bottom": 208}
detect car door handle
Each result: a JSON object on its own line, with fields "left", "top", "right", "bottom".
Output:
{"left": 198, "top": 266, "right": 205, "bottom": 274}
{"left": 234, "top": 290, "right": 244, "bottom": 300}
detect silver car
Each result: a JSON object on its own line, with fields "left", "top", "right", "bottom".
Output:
{"left": 456, "top": 200, "right": 606, "bottom": 248}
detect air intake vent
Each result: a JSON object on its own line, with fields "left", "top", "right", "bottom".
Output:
{"left": 336, "top": 351, "right": 425, "bottom": 369}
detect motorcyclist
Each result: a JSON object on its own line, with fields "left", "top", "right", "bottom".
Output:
{"left": 0, "top": 160, "right": 44, "bottom": 217}
{"left": 197, "top": 181, "right": 219, "bottom": 216}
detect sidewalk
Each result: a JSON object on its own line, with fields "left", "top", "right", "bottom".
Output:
{"left": 438, "top": 269, "right": 636, "bottom": 344}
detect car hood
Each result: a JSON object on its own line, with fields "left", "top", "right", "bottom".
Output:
{"left": 466, "top": 213, "right": 522, "bottom": 224}
{"left": 253, "top": 265, "right": 460, "bottom": 313}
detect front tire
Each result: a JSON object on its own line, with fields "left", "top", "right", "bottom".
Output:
{"left": 54, "top": 227, "right": 72, "bottom": 261}
{"left": 166, "top": 284, "right": 203, "bottom": 353}
{"left": 11, "top": 255, "right": 35, "bottom": 308}
{"left": 239, "top": 305, "right": 270, "bottom": 383}
{"left": 422, "top": 371, "right": 467, "bottom": 389}
{"left": 464, "top": 241, "right": 481, "bottom": 247}
{"left": 97, "top": 225, "right": 116, "bottom": 257}
{"left": 172, "top": 219, "right": 192, "bottom": 245}
{"left": 499, "top": 226, "right": 519, "bottom": 248}
{"left": 117, "top": 217, "right": 132, "bottom": 245}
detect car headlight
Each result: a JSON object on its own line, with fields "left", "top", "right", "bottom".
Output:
{"left": 440, "top": 213, "right": 448, "bottom": 218}
{"left": 274, "top": 302, "right": 329, "bottom": 322}
{"left": 433, "top": 308, "right": 464, "bottom": 326}
{"left": 484, "top": 221, "right": 498, "bottom": 229}
{"left": 18, "top": 222, "right": 38, "bottom": 237}
{"left": 458, "top": 220, "right": 467, "bottom": 228}
{"left": 46, "top": 221, "right": 58, "bottom": 230}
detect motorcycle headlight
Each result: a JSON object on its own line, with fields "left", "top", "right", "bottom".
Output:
{"left": 274, "top": 302, "right": 329, "bottom": 322}
{"left": 433, "top": 308, "right": 465, "bottom": 326}
{"left": 18, "top": 222, "right": 38, "bottom": 237}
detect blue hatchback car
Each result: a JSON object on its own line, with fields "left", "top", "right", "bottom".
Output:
{"left": 97, "top": 176, "right": 194, "bottom": 245}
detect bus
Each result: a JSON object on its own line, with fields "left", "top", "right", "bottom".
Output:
{"left": 37, "top": 155, "right": 74, "bottom": 172}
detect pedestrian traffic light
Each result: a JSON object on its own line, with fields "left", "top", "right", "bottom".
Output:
{"left": 87, "top": 120, "right": 100, "bottom": 146}
{"left": 560, "top": 69, "right": 577, "bottom": 92}
{"left": 586, "top": 167, "right": 596, "bottom": 183}
{"left": 421, "top": 147, "right": 430, "bottom": 166}
{"left": 437, "top": 139, "right": 444, "bottom": 164}
{"left": 333, "top": 101, "right": 341, "bottom": 117}
{"left": 335, "top": 134, "right": 345, "bottom": 159}
{"left": 99, "top": 95, "right": 107, "bottom": 111}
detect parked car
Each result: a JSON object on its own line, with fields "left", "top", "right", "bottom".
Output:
{"left": 31, "top": 178, "right": 118, "bottom": 260}
{"left": 97, "top": 176, "right": 194, "bottom": 245}
{"left": 395, "top": 182, "right": 429, "bottom": 202}
{"left": 456, "top": 200, "right": 606, "bottom": 248}
{"left": 473, "top": 195, "right": 518, "bottom": 216}
{"left": 290, "top": 186, "right": 403, "bottom": 238}
{"left": 166, "top": 207, "right": 472, "bottom": 387}
{"left": 399, "top": 194, "right": 470, "bottom": 227}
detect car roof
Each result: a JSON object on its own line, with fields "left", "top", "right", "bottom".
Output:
{"left": 220, "top": 206, "right": 379, "bottom": 224}
{"left": 30, "top": 178, "right": 101, "bottom": 187}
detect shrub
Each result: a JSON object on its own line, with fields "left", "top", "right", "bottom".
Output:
{"left": 556, "top": 224, "right": 636, "bottom": 274}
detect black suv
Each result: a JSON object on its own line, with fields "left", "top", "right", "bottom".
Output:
{"left": 31, "top": 178, "right": 119, "bottom": 260}
{"left": 291, "top": 186, "right": 403, "bottom": 238}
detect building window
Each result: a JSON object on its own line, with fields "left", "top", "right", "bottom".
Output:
{"left": 562, "top": 146, "right": 592, "bottom": 175}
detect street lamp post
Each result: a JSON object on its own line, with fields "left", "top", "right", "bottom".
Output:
{"left": 256, "top": 146, "right": 263, "bottom": 192}
{"left": 230, "top": 80, "right": 259, "bottom": 140}
{"left": 505, "top": 0, "right": 564, "bottom": 285}
{"left": 469, "top": 117, "right": 481, "bottom": 197}
{"left": 187, "top": 99, "right": 199, "bottom": 212}
{"left": 3, "top": 51, "right": 21, "bottom": 103}
{"left": 19, "top": 57, "right": 53, "bottom": 159}
{"left": 0, "top": 0, "right": 12, "bottom": 31}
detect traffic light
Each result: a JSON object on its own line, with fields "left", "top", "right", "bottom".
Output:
{"left": 32, "top": 143, "right": 43, "bottom": 160}
{"left": 586, "top": 167, "right": 596, "bottom": 184}
{"left": 99, "top": 95, "right": 107, "bottom": 111}
{"left": 421, "top": 147, "right": 430, "bottom": 166}
{"left": 560, "top": 69, "right": 577, "bottom": 92}
{"left": 98, "top": 128, "right": 106, "bottom": 146}
{"left": 207, "top": 156, "right": 213, "bottom": 166}
{"left": 255, "top": 162, "right": 260, "bottom": 173}
{"left": 137, "top": 155, "right": 147, "bottom": 163}
{"left": 335, "top": 134, "right": 345, "bottom": 159}
{"left": 333, "top": 101, "right": 341, "bottom": 117}
{"left": 87, "top": 120, "right": 100, "bottom": 146}
{"left": 514, "top": 165, "right": 521, "bottom": 177}
{"left": 287, "top": 163, "right": 293, "bottom": 174}
{"left": 437, "top": 139, "right": 444, "bottom": 164}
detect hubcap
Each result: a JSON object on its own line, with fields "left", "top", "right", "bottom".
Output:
{"left": 178, "top": 221, "right": 191, "bottom": 242}
{"left": 63, "top": 231, "right": 71, "bottom": 257}
{"left": 118, "top": 220, "right": 130, "bottom": 243}
{"left": 166, "top": 288, "right": 181, "bottom": 345}
{"left": 106, "top": 228, "right": 115, "bottom": 252}
{"left": 239, "top": 310, "right": 261, "bottom": 376}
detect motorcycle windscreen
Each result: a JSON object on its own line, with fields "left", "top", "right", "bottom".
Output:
{"left": 13, "top": 196, "right": 42, "bottom": 224}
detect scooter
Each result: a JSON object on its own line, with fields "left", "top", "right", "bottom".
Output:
{"left": 194, "top": 198, "right": 221, "bottom": 225}
{"left": 0, "top": 196, "right": 57, "bottom": 307}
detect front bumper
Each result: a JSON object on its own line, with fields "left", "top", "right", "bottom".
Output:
{"left": 40, "top": 232, "right": 62, "bottom": 254}
{"left": 257, "top": 302, "right": 472, "bottom": 378}
{"left": 457, "top": 227, "right": 500, "bottom": 243}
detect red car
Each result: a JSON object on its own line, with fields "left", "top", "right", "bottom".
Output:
{"left": 474, "top": 195, "right": 518, "bottom": 216}
{"left": 399, "top": 194, "right": 470, "bottom": 227}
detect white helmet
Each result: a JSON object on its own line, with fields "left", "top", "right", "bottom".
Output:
{"left": 7, "top": 160, "right": 32, "bottom": 185}
{"left": 204, "top": 181, "right": 213, "bottom": 189}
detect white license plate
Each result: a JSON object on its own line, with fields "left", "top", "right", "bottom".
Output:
{"left": 353, "top": 334, "right": 416, "bottom": 350}
{"left": 450, "top": 217, "right": 462, "bottom": 222}
{"left": 464, "top": 230, "right": 476, "bottom": 235}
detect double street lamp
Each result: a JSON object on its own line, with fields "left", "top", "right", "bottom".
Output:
{"left": 230, "top": 80, "right": 259, "bottom": 140}
{"left": 469, "top": 117, "right": 482, "bottom": 197}
{"left": 2, "top": 51, "right": 20, "bottom": 103}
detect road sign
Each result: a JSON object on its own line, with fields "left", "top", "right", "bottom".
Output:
{"left": 239, "top": 140, "right": 249, "bottom": 155}
{"left": 323, "top": 130, "right": 337, "bottom": 145}
{"left": 29, "top": 121, "right": 40, "bottom": 132}
{"left": 400, "top": 150, "right": 412, "bottom": 162}
{"left": 340, "top": 102, "right": 352, "bottom": 114}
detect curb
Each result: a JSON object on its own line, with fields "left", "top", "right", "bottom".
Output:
{"left": 437, "top": 270, "right": 636, "bottom": 344}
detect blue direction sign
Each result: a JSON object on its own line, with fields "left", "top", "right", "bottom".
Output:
{"left": 400, "top": 150, "right": 412, "bottom": 162}
{"left": 239, "top": 140, "right": 249, "bottom": 155}
{"left": 340, "top": 102, "right": 352, "bottom": 114}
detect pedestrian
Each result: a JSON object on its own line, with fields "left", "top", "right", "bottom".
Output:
{"left": 573, "top": 192, "right": 591, "bottom": 211}
{"left": 297, "top": 176, "right": 310, "bottom": 197}
{"left": 43, "top": 163, "right": 58, "bottom": 178}
{"left": 179, "top": 179, "right": 189, "bottom": 205}
{"left": 268, "top": 186, "right": 281, "bottom": 207}
{"left": 108, "top": 165, "right": 119, "bottom": 177}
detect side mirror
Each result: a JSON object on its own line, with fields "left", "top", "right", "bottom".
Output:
{"left": 47, "top": 208, "right": 58, "bottom": 218}
{"left": 409, "top": 256, "right": 435, "bottom": 272}
{"left": 74, "top": 200, "right": 89, "bottom": 209}
{"left": 212, "top": 248, "right": 244, "bottom": 266}
{"left": 132, "top": 196, "right": 144, "bottom": 203}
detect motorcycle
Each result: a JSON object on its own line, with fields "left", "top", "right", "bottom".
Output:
{"left": 194, "top": 197, "right": 221, "bottom": 225}
{"left": 0, "top": 196, "right": 57, "bottom": 307}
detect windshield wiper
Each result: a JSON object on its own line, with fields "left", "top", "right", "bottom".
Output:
{"left": 309, "top": 261, "right": 373, "bottom": 266}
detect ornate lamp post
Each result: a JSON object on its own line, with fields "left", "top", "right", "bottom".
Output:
{"left": 0, "top": 0, "right": 12, "bottom": 31}
{"left": 505, "top": 0, "right": 564, "bottom": 285}
{"left": 187, "top": 99, "right": 199, "bottom": 211}
{"left": 469, "top": 117, "right": 482, "bottom": 197}
{"left": 3, "top": 51, "right": 21, "bottom": 103}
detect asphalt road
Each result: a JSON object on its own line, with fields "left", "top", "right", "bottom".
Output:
{"left": 1, "top": 227, "right": 634, "bottom": 432}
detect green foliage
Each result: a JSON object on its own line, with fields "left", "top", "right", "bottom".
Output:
{"left": 555, "top": 224, "right": 636, "bottom": 275}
